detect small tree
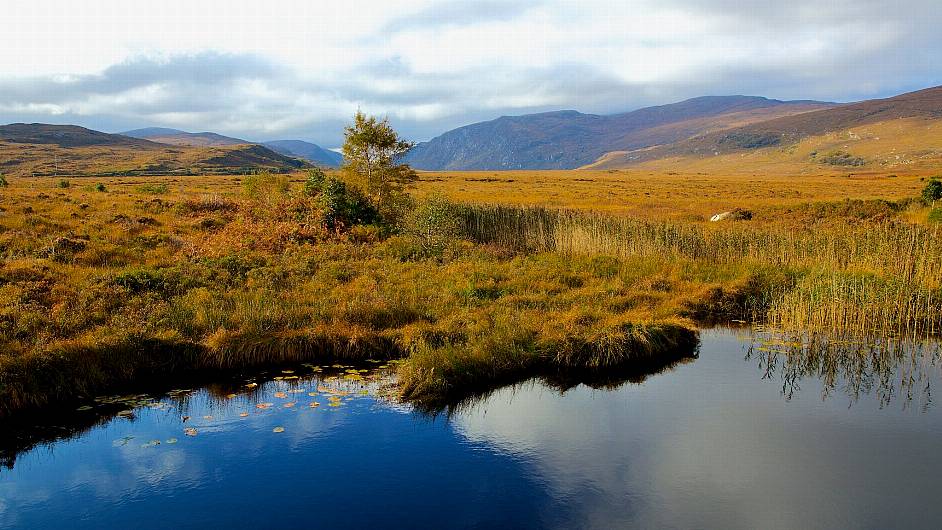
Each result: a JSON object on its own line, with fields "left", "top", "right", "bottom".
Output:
{"left": 408, "top": 195, "right": 463, "bottom": 257}
{"left": 923, "top": 177, "right": 942, "bottom": 204}
{"left": 341, "top": 111, "right": 417, "bottom": 224}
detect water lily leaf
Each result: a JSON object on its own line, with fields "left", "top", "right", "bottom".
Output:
{"left": 274, "top": 391, "right": 287, "bottom": 399}
{"left": 281, "top": 370, "right": 295, "bottom": 374}
{"left": 272, "top": 426, "right": 285, "bottom": 433}
{"left": 283, "top": 402, "right": 296, "bottom": 408}
{"left": 239, "top": 412, "right": 250, "bottom": 417}
{"left": 256, "top": 403, "right": 274, "bottom": 409}
{"left": 307, "top": 392, "right": 318, "bottom": 397}
{"left": 309, "top": 402, "right": 320, "bottom": 408}
{"left": 225, "top": 394, "right": 237, "bottom": 399}
{"left": 245, "top": 383, "right": 258, "bottom": 389}
{"left": 184, "top": 428, "right": 198, "bottom": 437}
{"left": 76, "top": 405, "right": 93, "bottom": 412}
{"left": 203, "top": 415, "right": 213, "bottom": 420}
{"left": 166, "top": 438, "right": 178, "bottom": 444}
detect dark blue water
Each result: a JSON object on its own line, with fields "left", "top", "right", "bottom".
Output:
{"left": 2, "top": 329, "right": 941, "bottom": 529}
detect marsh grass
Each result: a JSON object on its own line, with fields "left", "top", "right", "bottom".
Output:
{"left": 460, "top": 204, "right": 942, "bottom": 338}
{"left": 1, "top": 174, "right": 940, "bottom": 416}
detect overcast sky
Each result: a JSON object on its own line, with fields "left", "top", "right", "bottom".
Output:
{"left": 1, "top": 0, "right": 939, "bottom": 147}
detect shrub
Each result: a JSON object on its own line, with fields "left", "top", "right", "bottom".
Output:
{"left": 302, "top": 172, "right": 376, "bottom": 231}
{"left": 928, "top": 208, "right": 942, "bottom": 224}
{"left": 57, "top": 179, "right": 70, "bottom": 189}
{"left": 407, "top": 195, "right": 463, "bottom": 257}
{"left": 95, "top": 183, "right": 107, "bottom": 192}
{"left": 242, "top": 172, "right": 289, "bottom": 201}
{"left": 0, "top": 174, "right": 8, "bottom": 187}
{"left": 923, "top": 177, "right": 942, "bottom": 203}
{"left": 719, "top": 132, "right": 781, "bottom": 149}
{"left": 303, "top": 168, "right": 327, "bottom": 196}
{"left": 819, "top": 150, "right": 866, "bottom": 167}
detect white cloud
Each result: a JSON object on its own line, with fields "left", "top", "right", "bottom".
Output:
{"left": 0, "top": 0, "right": 939, "bottom": 146}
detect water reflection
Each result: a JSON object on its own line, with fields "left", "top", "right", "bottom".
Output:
{"left": 2, "top": 330, "right": 942, "bottom": 529}
{"left": 746, "top": 328, "right": 942, "bottom": 410}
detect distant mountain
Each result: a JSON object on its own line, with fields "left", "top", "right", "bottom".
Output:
{"left": 263, "top": 140, "right": 343, "bottom": 168}
{"left": 122, "top": 127, "right": 250, "bottom": 147}
{"left": 587, "top": 85, "right": 942, "bottom": 174}
{"left": 0, "top": 124, "right": 310, "bottom": 176}
{"left": 404, "top": 96, "right": 832, "bottom": 170}
{"left": 603, "top": 86, "right": 942, "bottom": 167}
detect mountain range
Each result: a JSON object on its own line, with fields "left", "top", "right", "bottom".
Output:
{"left": 403, "top": 96, "right": 833, "bottom": 170}
{"left": 122, "top": 128, "right": 342, "bottom": 167}
{"left": 0, "top": 124, "right": 309, "bottom": 176}
{"left": 2, "top": 85, "right": 941, "bottom": 177}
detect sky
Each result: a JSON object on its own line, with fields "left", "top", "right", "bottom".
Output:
{"left": 1, "top": 0, "right": 939, "bottom": 147}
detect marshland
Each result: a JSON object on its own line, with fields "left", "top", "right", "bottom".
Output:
{"left": 2, "top": 163, "right": 939, "bottom": 413}
{"left": 3, "top": 134, "right": 942, "bottom": 528}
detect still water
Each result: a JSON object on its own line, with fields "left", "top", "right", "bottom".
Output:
{"left": 1, "top": 329, "right": 941, "bottom": 529}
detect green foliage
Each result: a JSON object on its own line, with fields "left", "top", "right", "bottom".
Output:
{"left": 95, "top": 183, "right": 107, "bottom": 192}
{"left": 922, "top": 177, "right": 942, "bottom": 203}
{"left": 407, "top": 195, "right": 463, "bottom": 257}
{"left": 818, "top": 150, "right": 866, "bottom": 167}
{"left": 57, "top": 179, "right": 70, "bottom": 189}
{"left": 341, "top": 111, "right": 418, "bottom": 224}
{"left": 719, "top": 132, "right": 781, "bottom": 149}
{"left": 242, "top": 171, "right": 289, "bottom": 201}
{"left": 316, "top": 176, "right": 377, "bottom": 231}
{"left": 0, "top": 173, "right": 6, "bottom": 187}
{"left": 928, "top": 208, "right": 942, "bottom": 223}
{"left": 303, "top": 168, "right": 327, "bottom": 196}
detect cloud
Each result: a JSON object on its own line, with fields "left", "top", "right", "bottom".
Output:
{"left": 0, "top": 0, "right": 940, "bottom": 146}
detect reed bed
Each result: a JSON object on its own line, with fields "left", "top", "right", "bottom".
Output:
{"left": 460, "top": 204, "right": 942, "bottom": 337}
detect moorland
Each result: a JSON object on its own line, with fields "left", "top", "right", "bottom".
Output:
{"left": 1, "top": 86, "right": 942, "bottom": 418}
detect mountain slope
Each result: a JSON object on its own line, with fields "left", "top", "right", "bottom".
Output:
{"left": 263, "top": 140, "right": 343, "bottom": 168}
{"left": 598, "top": 85, "right": 942, "bottom": 169}
{"left": 404, "top": 96, "right": 832, "bottom": 170}
{"left": 122, "top": 127, "right": 251, "bottom": 147}
{"left": 1, "top": 123, "right": 159, "bottom": 149}
{"left": 0, "top": 124, "right": 309, "bottom": 176}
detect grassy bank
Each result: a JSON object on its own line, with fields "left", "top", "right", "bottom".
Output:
{"left": 0, "top": 173, "right": 939, "bottom": 416}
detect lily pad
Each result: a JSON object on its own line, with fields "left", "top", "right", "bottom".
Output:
{"left": 272, "top": 427, "right": 285, "bottom": 433}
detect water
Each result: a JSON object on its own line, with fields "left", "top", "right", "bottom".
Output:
{"left": 2, "top": 329, "right": 941, "bottom": 529}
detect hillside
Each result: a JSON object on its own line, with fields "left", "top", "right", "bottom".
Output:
{"left": 263, "top": 140, "right": 343, "bottom": 168}
{"left": 592, "top": 85, "right": 942, "bottom": 171}
{"left": 0, "top": 124, "right": 309, "bottom": 176}
{"left": 0, "top": 123, "right": 159, "bottom": 149}
{"left": 122, "top": 127, "right": 251, "bottom": 147}
{"left": 404, "top": 96, "right": 831, "bottom": 170}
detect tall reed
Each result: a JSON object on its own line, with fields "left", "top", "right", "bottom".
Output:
{"left": 459, "top": 204, "right": 942, "bottom": 337}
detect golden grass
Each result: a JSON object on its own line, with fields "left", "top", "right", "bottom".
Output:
{"left": 0, "top": 169, "right": 938, "bottom": 415}
{"left": 413, "top": 169, "right": 929, "bottom": 220}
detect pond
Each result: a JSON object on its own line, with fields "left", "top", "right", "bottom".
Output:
{"left": 1, "top": 328, "right": 941, "bottom": 529}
